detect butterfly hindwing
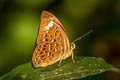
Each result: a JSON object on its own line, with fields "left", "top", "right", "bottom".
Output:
{"left": 32, "top": 11, "right": 71, "bottom": 67}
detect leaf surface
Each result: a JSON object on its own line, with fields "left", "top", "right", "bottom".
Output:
{"left": 0, "top": 56, "right": 118, "bottom": 80}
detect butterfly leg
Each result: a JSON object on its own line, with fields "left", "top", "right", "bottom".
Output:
{"left": 58, "top": 53, "right": 63, "bottom": 67}
{"left": 58, "top": 59, "right": 63, "bottom": 67}
{"left": 71, "top": 52, "right": 75, "bottom": 63}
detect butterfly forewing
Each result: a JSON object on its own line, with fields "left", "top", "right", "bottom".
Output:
{"left": 32, "top": 11, "right": 72, "bottom": 67}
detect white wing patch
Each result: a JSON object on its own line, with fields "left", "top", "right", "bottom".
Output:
{"left": 45, "top": 21, "right": 54, "bottom": 30}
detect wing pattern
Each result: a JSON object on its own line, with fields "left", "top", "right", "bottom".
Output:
{"left": 32, "top": 11, "right": 71, "bottom": 67}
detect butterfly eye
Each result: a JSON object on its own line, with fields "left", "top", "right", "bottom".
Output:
{"left": 71, "top": 43, "right": 76, "bottom": 49}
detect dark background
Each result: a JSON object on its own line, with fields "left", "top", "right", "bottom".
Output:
{"left": 0, "top": 0, "right": 120, "bottom": 79}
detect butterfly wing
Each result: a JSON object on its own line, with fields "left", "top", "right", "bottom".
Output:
{"left": 32, "top": 11, "right": 72, "bottom": 67}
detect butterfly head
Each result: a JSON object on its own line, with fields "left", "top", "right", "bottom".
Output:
{"left": 70, "top": 42, "right": 76, "bottom": 50}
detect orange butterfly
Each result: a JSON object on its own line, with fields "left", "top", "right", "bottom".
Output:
{"left": 32, "top": 11, "right": 93, "bottom": 67}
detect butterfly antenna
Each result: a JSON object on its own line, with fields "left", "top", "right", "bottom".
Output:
{"left": 72, "top": 29, "right": 93, "bottom": 43}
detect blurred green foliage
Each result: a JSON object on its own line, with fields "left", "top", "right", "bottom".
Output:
{"left": 0, "top": 56, "right": 118, "bottom": 80}
{"left": 0, "top": 0, "right": 120, "bottom": 80}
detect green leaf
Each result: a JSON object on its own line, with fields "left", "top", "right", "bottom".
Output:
{"left": 0, "top": 56, "right": 118, "bottom": 80}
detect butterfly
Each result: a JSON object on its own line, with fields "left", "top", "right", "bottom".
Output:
{"left": 32, "top": 11, "right": 93, "bottom": 67}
